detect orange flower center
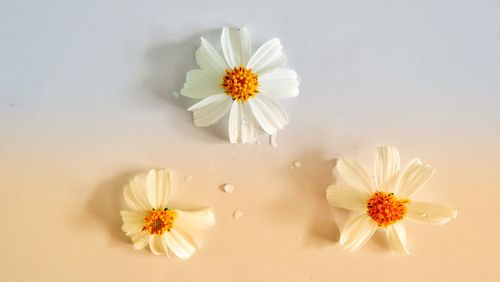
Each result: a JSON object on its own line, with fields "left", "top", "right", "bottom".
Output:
{"left": 222, "top": 66, "right": 259, "bottom": 102}
{"left": 366, "top": 192, "right": 409, "bottom": 227}
{"left": 142, "top": 209, "right": 177, "bottom": 235}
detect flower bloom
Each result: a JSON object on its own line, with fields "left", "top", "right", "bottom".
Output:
{"left": 326, "top": 146, "right": 457, "bottom": 254}
{"left": 180, "top": 27, "right": 299, "bottom": 144}
{"left": 121, "top": 169, "right": 215, "bottom": 259}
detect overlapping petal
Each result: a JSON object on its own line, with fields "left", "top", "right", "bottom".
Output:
{"left": 396, "top": 159, "right": 435, "bottom": 198}
{"left": 259, "top": 68, "right": 299, "bottom": 98}
{"left": 162, "top": 229, "right": 197, "bottom": 260}
{"left": 188, "top": 94, "right": 233, "bottom": 127}
{"left": 247, "top": 94, "right": 288, "bottom": 135}
{"left": 247, "top": 38, "right": 284, "bottom": 74}
{"left": 326, "top": 184, "right": 367, "bottom": 211}
{"left": 180, "top": 70, "right": 223, "bottom": 99}
{"left": 386, "top": 222, "right": 409, "bottom": 255}
{"left": 221, "top": 27, "right": 251, "bottom": 67}
{"left": 228, "top": 101, "right": 258, "bottom": 144}
{"left": 336, "top": 157, "right": 375, "bottom": 194}
{"left": 374, "top": 146, "right": 400, "bottom": 192}
{"left": 145, "top": 169, "right": 171, "bottom": 210}
{"left": 339, "top": 213, "right": 377, "bottom": 251}
{"left": 195, "top": 38, "right": 228, "bottom": 75}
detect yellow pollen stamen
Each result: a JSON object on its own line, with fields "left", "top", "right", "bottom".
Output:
{"left": 222, "top": 65, "right": 259, "bottom": 102}
{"left": 366, "top": 192, "right": 409, "bottom": 227}
{"left": 142, "top": 209, "right": 177, "bottom": 235}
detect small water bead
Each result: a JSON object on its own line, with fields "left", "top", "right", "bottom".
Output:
{"left": 232, "top": 210, "right": 244, "bottom": 220}
{"left": 222, "top": 183, "right": 234, "bottom": 193}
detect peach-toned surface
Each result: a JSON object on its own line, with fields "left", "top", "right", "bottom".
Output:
{"left": 1, "top": 1, "right": 499, "bottom": 281}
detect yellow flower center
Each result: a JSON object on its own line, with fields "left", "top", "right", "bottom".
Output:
{"left": 222, "top": 66, "right": 259, "bottom": 102}
{"left": 366, "top": 192, "right": 409, "bottom": 227}
{"left": 142, "top": 209, "right": 177, "bottom": 235}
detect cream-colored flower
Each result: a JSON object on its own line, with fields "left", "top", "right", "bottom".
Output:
{"left": 326, "top": 146, "right": 457, "bottom": 254}
{"left": 121, "top": 169, "right": 215, "bottom": 259}
{"left": 180, "top": 27, "right": 299, "bottom": 144}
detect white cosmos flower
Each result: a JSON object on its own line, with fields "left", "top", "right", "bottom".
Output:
{"left": 180, "top": 27, "right": 299, "bottom": 144}
{"left": 120, "top": 169, "right": 215, "bottom": 259}
{"left": 326, "top": 146, "right": 457, "bottom": 254}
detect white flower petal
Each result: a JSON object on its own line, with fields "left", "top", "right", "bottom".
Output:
{"left": 180, "top": 70, "right": 224, "bottom": 99}
{"left": 228, "top": 101, "right": 258, "bottom": 144}
{"left": 162, "top": 230, "right": 196, "bottom": 260}
{"left": 228, "top": 101, "right": 240, "bottom": 144}
{"left": 248, "top": 95, "right": 288, "bottom": 135}
{"left": 340, "top": 213, "right": 377, "bottom": 251}
{"left": 120, "top": 210, "right": 145, "bottom": 224}
{"left": 407, "top": 201, "right": 457, "bottom": 225}
{"left": 131, "top": 231, "right": 149, "bottom": 250}
{"left": 145, "top": 169, "right": 171, "bottom": 210}
{"left": 257, "top": 54, "right": 287, "bottom": 75}
{"left": 247, "top": 38, "right": 284, "bottom": 74}
{"left": 396, "top": 159, "right": 435, "bottom": 198}
{"left": 149, "top": 235, "right": 167, "bottom": 256}
{"left": 336, "top": 157, "right": 375, "bottom": 194}
{"left": 221, "top": 27, "right": 251, "bottom": 68}
{"left": 175, "top": 208, "right": 216, "bottom": 231}
{"left": 240, "top": 103, "right": 258, "bottom": 143}
{"left": 157, "top": 169, "right": 172, "bottom": 209}
{"left": 122, "top": 221, "right": 143, "bottom": 234}
{"left": 187, "top": 93, "right": 227, "bottom": 111}
{"left": 258, "top": 68, "right": 299, "bottom": 98}
{"left": 124, "top": 177, "right": 151, "bottom": 210}
{"left": 325, "top": 184, "right": 368, "bottom": 211}
{"left": 123, "top": 186, "right": 142, "bottom": 211}
{"left": 188, "top": 94, "right": 232, "bottom": 127}
{"left": 195, "top": 37, "right": 227, "bottom": 75}
{"left": 374, "top": 146, "right": 401, "bottom": 192}
{"left": 123, "top": 184, "right": 148, "bottom": 211}
{"left": 386, "top": 222, "right": 409, "bottom": 255}
{"left": 145, "top": 169, "right": 157, "bottom": 209}
{"left": 171, "top": 229, "right": 197, "bottom": 253}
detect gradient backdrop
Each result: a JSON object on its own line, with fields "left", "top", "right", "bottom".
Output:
{"left": 1, "top": 0, "right": 499, "bottom": 281}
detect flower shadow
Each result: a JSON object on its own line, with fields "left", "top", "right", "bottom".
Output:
{"left": 370, "top": 230, "right": 391, "bottom": 252}
{"left": 141, "top": 28, "right": 229, "bottom": 142}
{"left": 302, "top": 156, "right": 341, "bottom": 248}
{"left": 265, "top": 149, "right": 340, "bottom": 248}
{"left": 86, "top": 170, "right": 143, "bottom": 245}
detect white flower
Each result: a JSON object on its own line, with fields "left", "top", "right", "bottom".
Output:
{"left": 326, "top": 146, "right": 457, "bottom": 254}
{"left": 180, "top": 27, "right": 299, "bottom": 144}
{"left": 120, "top": 169, "right": 215, "bottom": 259}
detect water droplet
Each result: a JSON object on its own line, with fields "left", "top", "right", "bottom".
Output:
{"left": 422, "top": 213, "right": 428, "bottom": 218}
{"left": 269, "top": 133, "right": 278, "bottom": 148}
{"left": 293, "top": 161, "right": 302, "bottom": 168}
{"left": 184, "top": 175, "right": 192, "bottom": 183}
{"left": 232, "top": 210, "right": 243, "bottom": 220}
{"left": 171, "top": 91, "right": 180, "bottom": 99}
{"left": 222, "top": 183, "right": 234, "bottom": 193}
